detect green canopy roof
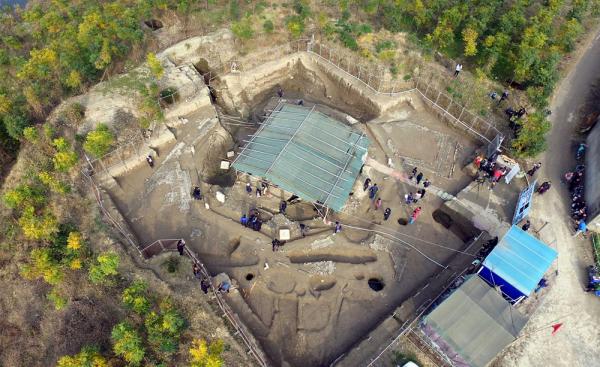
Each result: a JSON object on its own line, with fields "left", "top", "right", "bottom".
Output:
{"left": 423, "top": 276, "right": 528, "bottom": 367}
{"left": 232, "top": 102, "right": 369, "bottom": 211}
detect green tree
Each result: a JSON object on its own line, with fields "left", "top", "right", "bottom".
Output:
{"left": 3, "top": 183, "right": 47, "bottom": 209}
{"left": 462, "top": 27, "right": 478, "bottom": 56}
{"left": 57, "top": 345, "right": 108, "bottom": 367}
{"left": 145, "top": 299, "right": 186, "bottom": 355}
{"left": 111, "top": 322, "right": 145, "bottom": 366}
{"left": 3, "top": 113, "right": 31, "bottom": 140}
{"left": 83, "top": 123, "right": 114, "bottom": 158}
{"left": 88, "top": 251, "right": 120, "bottom": 284}
{"left": 122, "top": 280, "right": 152, "bottom": 315}
{"left": 512, "top": 112, "right": 551, "bottom": 157}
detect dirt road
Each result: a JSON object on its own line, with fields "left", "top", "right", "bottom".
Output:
{"left": 498, "top": 30, "right": 600, "bottom": 367}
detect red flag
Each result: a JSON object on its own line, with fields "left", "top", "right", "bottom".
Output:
{"left": 551, "top": 323, "right": 563, "bottom": 336}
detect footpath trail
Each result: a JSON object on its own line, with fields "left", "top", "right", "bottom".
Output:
{"left": 498, "top": 30, "right": 600, "bottom": 366}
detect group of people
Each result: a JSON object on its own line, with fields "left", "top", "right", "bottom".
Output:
{"left": 240, "top": 208, "right": 263, "bottom": 231}
{"left": 565, "top": 164, "right": 587, "bottom": 227}
{"left": 363, "top": 178, "right": 393, "bottom": 221}
{"left": 474, "top": 155, "right": 508, "bottom": 189}
{"left": 192, "top": 262, "right": 212, "bottom": 294}
{"left": 246, "top": 181, "right": 269, "bottom": 198}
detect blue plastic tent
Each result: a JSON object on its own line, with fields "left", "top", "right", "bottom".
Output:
{"left": 479, "top": 226, "right": 557, "bottom": 302}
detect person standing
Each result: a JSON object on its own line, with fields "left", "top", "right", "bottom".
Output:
{"left": 521, "top": 220, "right": 531, "bottom": 232}
{"left": 193, "top": 263, "right": 202, "bottom": 279}
{"left": 527, "top": 162, "right": 542, "bottom": 176}
{"left": 383, "top": 208, "right": 392, "bottom": 221}
{"left": 375, "top": 198, "right": 382, "bottom": 210}
{"left": 277, "top": 86, "right": 284, "bottom": 98}
{"left": 499, "top": 90, "right": 509, "bottom": 104}
{"left": 146, "top": 155, "right": 154, "bottom": 168}
{"left": 246, "top": 183, "right": 252, "bottom": 195}
{"left": 279, "top": 200, "right": 287, "bottom": 214}
{"left": 272, "top": 239, "right": 281, "bottom": 252}
{"left": 405, "top": 192, "right": 414, "bottom": 205}
{"left": 368, "top": 184, "right": 379, "bottom": 201}
{"left": 300, "top": 223, "right": 308, "bottom": 237}
{"left": 423, "top": 179, "right": 431, "bottom": 188}
{"left": 363, "top": 177, "right": 371, "bottom": 191}
{"left": 416, "top": 172, "right": 424, "bottom": 185}
{"left": 409, "top": 167, "right": 418, "bottom": 180}
{"left": 200, "top": 278, "right": 210, "bottom": 294}
{"left": 177, "top": 239, "right": 186, "bottom": 256}
{"left": 454, "top": 63, "right": 462, "bottom": 77}
{"left": 419, "top": 188, "right": 426, "bottom": 199}
{"left": 409, "top": 207, "right": 422, "bottom": 224}
{"left": 240, "top": 214, "right": 248, "bottom": 227}
{"left": 334, "top": 221, "right": 342, "bottom": 234}
{"left": 192, "top": 186, "right": 202, "bottom": 200}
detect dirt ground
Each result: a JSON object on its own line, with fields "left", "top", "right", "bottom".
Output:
{"left": 98, "top": 80, "right": 488, "bottom": 366}
{"left": 495, "top": 27, "right": 600, "bottom": 367}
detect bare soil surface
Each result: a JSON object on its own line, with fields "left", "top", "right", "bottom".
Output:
{"left": 496, "top": 28, "right": 600, "bottom": 367}
{"left": 101, "top": 85, "right": 485, "bottom": 366}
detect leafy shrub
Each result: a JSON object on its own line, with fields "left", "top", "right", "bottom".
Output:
{"left": 188, "top": 338, "right": 225, "bottom": 367}
{"left": 18, "top": 206, "right": 59, "bottom": 241}
{"left": 378, "top": 49, "right": 396, "bottom": 61}
{"left": 38, "top": 171, "right": 70, "bottom": 194}
{"left": 262, "top": 19, "right": 274, "bottom": 33}
{"left": 21, "top": 247, "right": 64, "bottom": 285}
{"left": 375, "top": 39, "right": 396, "bottom": 53}
{"left": 511, "top": 112, "right": 551, "bottom": 158}
{"left": 3, "top": 112, "right": 30, "bottom": 139}
{"left": 146, "top": 52, "right": 164, "bottom": 79}
{"left": 144, "top": 299, "right": 186, "bottom": 355}
{"left": 23, "top": 126, "right": 38, "bottom": 142}
{"left": 47, "top": 287, "right": 68, "bottom": 310}
{"left": 83, "top": 124, "right": 114, "bottom": 158}
{"left": 111, "top": 322, "right": 145, "bottom": 366}
{"left": 286, "top": 16, "right": 305, "bottom": 38}
{"left": 57, "top": 345, "right": 108, "bottom": 367}
{"left": 122, "top": 280, "right": 152, "bottom": 314}
{"left": 52, "top": 137, "right": 78, "bottom": 172}
{"left": 89, "top": 252, "right": 120, "bottom": 284}
{"left": 231, "top": 17, "right": 254, "bottom": 41}
{"left": 3, "top": 183, "right": 47, "bottom": 209}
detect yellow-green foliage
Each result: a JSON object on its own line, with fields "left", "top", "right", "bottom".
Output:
{"left": 18, "top": 206, "right": 59, "bottom": 241}
{"left": 47, "top": 287, "right": 68, "bottom": 310}
{"left": 21, "top": 247, "right": 64, "bottom": 285}
{"left": 462, "top": 27, "right": 478, "bottom": 56}
{"left": 38, "top": 171, "right": 70, "bottom": 194}
{"left": 3, "top": 183, "right": 47, "bottom": 209}
{"left": 377, "top": 49, "right": 396, "bottom": 62}
{"left": 89, "top": 251, "right": 120, "bottom": 284}
{"left": 122, "top": 280, "right": 152, "bottom": 314}
{"left": 188, "top": 338, "right": 225, "bottom": 367}
{"left": 111, "top": 322, "right": 145, "bottom": 366}
{"left": 146, "top": 52, "right": 164, "bottom": 79}
{"left": 23, "top": 126, "right": 39, "bottom": 142}
{"left": 57, "top": 346, "right": 108, "bottom": 367}
{"left": 83, "top": 123, "right": 114, "bottom": 158}
{"left": 52, "top": 137, "right": 78, "bottom": 172}
{"left": 144, "top": 298, "right": 186, "bottom": 356}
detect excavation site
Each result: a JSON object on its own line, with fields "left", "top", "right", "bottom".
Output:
{"left": 83, "top": 32, "right": 519, "bottom": 367}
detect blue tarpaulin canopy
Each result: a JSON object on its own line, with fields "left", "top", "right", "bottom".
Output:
{"left": 479, "top": 226, "right": 557, "bottom": 301}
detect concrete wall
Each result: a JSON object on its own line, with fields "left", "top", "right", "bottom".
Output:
{"left": 586, "top": 118, "right": 600, "bottom": 231}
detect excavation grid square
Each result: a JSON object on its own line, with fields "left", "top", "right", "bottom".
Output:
{"left": 233, "top": 102, "right": 369, "bottom": 211}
